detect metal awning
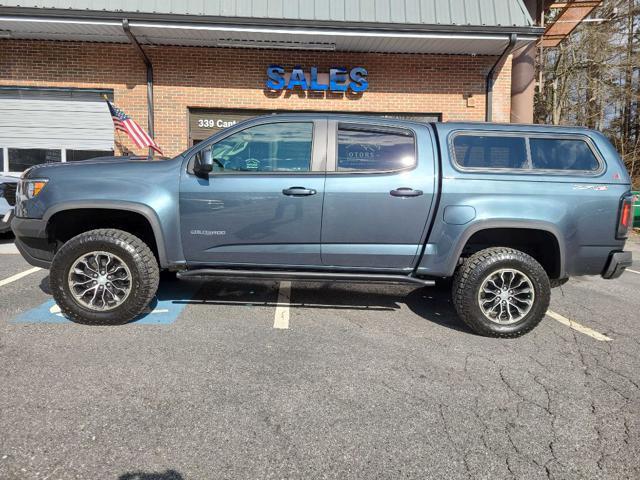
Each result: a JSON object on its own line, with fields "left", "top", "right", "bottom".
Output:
{"left": 0, "top": 0, "right": 538, "bottom": 29}
{"left": 0, "top": 0, "right": 544, "bottom": 54}
{"left": 0, "top": 15, "right": 541, "bottom": 55}
{"left": 542, "top": 0, "right": 602, "bottom": 47}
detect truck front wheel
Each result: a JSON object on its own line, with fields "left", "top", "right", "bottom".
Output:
{"left": 50, "top": 229, "right": 159, "bottom": 325}
{"left": 452, "top": 247, "right": 550, "bottom": 338}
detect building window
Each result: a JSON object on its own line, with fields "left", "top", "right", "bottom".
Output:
{"left": 530, "top": 138, "right": 600, "bottom": 171}
{"left": 8, "top": 148, "right": 61, "bottom": 172}
{"left": 452, "top": 135, "right": 528, "bottom": 169}
{"left": 337, "top": 125, "right": 415, "bottom": 172}
{"left": 1, "top": 148, "right": 114, "bottom": 172}
{"left": 211, "top": 122, "right": 313, "bottom": 173}
{"left": 66, "top": 150, "right": 114, "bottom": 162}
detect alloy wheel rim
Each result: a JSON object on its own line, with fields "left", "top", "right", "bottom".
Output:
{"left": 477, "top": 268, "right": 535, "bottom": 325}
{"left": 67, "top": 251, "right": 132, "bottom": 311}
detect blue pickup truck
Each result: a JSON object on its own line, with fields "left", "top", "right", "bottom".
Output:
{"left": 10, "top": 114, "right": 634, "bottom": 337}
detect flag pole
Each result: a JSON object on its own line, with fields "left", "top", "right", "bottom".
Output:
{"left": 105, "top": 97, "right": 162, "bottom": 158}
{"left": 102, "top": 94, "right": 118, "bottom": 156}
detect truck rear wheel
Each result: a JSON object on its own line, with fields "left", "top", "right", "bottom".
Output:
{"left": 452, "top": 247, "right": 550, "bottom": 338}
{"left": 49, "top": 229, "right": 159, "bottom": 325}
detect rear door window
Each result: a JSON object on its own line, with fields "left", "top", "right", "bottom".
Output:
{"left": 530, "top": 138, "right": 600, "bottom": 171}
{"left": 337, "top": 125, "right": 415, "bottom": 172}
{"left": 452, "top": 135, "right": 528, "bottom": 169}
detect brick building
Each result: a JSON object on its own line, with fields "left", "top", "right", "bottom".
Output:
{"left": 0, "top": 0, "right": 567, "bottom": 170}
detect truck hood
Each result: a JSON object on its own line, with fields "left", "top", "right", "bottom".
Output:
{"left": 16, "top": 154, "right": 185, "bottom": 220}
{"left": 23, "top": 155, "right": 177, "bottom": 179}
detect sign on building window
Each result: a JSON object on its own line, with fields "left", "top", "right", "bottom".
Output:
{"left": 189, "top": 109, "right": 268, "bottom": 146}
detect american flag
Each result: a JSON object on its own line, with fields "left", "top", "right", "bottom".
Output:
{"left": 106, "top": 100, "right": 162, "bottom": 154}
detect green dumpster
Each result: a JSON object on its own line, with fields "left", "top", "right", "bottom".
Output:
{"left": 633, "top": 191, "right": 640, "bottom": 228}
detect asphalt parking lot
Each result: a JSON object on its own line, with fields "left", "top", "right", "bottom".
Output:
{"left": 1, "top": 233, "right": 640, "bottom": 480}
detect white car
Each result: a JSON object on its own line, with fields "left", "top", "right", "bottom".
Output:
{"left": 0, "top": 174, "right": 19, "bottom": 234}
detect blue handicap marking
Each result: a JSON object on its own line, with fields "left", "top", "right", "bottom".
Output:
{"left": 12, "top": 280, "right": 199, "bottom": 325}
{"left": 13, "top": 299, "right": 71, "bottom": 324}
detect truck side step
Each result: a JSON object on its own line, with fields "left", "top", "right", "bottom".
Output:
{"left": 176, "top": 269, "right": 435, "bottom": 286}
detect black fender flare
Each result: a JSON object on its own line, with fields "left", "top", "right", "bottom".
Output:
{"left": 449, "top": 219, "right": 566, "bottom": 278}
{"left": 43, "top": 201, "right": 169, "bottom": 268}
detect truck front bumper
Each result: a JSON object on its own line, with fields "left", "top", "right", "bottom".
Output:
{"left": 601, "top": 251, "right": 633, "bottom": 280}
{"left": 11, "top": 215, "right": 54, "bottom": 269}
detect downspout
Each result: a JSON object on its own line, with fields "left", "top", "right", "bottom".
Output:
{"left": 486, "top": 33, "right": 518, "bottom": 122}
{"left": 122, "top": 18, "right": 155, "bottom": 158}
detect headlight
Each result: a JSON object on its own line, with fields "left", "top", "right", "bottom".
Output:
{"left": 18, "top": 178, "right": 49, "bottom": 200}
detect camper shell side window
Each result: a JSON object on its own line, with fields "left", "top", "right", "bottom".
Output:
{"left": 450, "top": 132, "right": 604, "bottom": 175}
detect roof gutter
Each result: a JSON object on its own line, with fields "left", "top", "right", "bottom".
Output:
{"left": 486, "top": 33, "right": 518, "bottom": 122}
{"left": 122, "top": 18, "right": 155, "bottom": 158}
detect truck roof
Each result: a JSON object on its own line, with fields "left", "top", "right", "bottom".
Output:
{"left": 246, "top": 113, "right": 598, "bottom": 135}
{"left": 435, "top": 121, "right": 599, "bottom": 136}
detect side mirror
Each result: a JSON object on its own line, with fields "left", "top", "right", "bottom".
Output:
{"left": 194, "top": 147, "right": 214, "bottom": 177}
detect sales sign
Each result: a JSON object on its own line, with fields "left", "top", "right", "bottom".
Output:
{"left": 266, "top": 66, "right": 368, "bottom": 93}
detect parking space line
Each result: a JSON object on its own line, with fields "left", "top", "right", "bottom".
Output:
{"left": 547, "top": 310, "right": 612, "bottom": 342}
{"left": 626, "top": 268, "right": 640, "bottom": 275}
{"left": 0, "top": 267, "right": 41, "bottom": 288}
{"left": 273, "top": 281, "right": 291, "bottom": 329}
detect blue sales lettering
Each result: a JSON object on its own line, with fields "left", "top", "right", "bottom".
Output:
{"left": 266, "top": 65, "right": 368, "bottom": 92}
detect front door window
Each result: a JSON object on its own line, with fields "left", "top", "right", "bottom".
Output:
{"left": 210, "top": 122, "right": 313, "bottom": 173}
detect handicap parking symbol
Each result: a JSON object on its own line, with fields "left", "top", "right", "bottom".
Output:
{"left": 12, "top": 281, "right": 198, "bottom": 325}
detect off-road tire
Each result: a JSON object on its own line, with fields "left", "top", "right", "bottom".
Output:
{"left": 50, "top": 229, "right": 159, "bottom": 325}
{"left": 452, "top": 247, "right": 550, "bottom": 338}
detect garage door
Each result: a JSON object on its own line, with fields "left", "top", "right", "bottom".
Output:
{"left": 189, "top": 108, "right": 441, "bottom": 146}
{"left": 0, "top": 88, "right": 114, "bottom": 172}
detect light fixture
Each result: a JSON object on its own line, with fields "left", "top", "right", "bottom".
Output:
{"left": 216, "top": 38, "right": 336, "bottom": 51}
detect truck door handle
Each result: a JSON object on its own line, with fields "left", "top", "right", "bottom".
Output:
{"left": 282, "top": 186, "right": 317, "bottom": 196}
{"left": 390, "top": 188, "right": 423, "bottom": 197}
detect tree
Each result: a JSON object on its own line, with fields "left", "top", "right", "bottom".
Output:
{"left": 536, "top": 0, "right": 639, "bottom": 188}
